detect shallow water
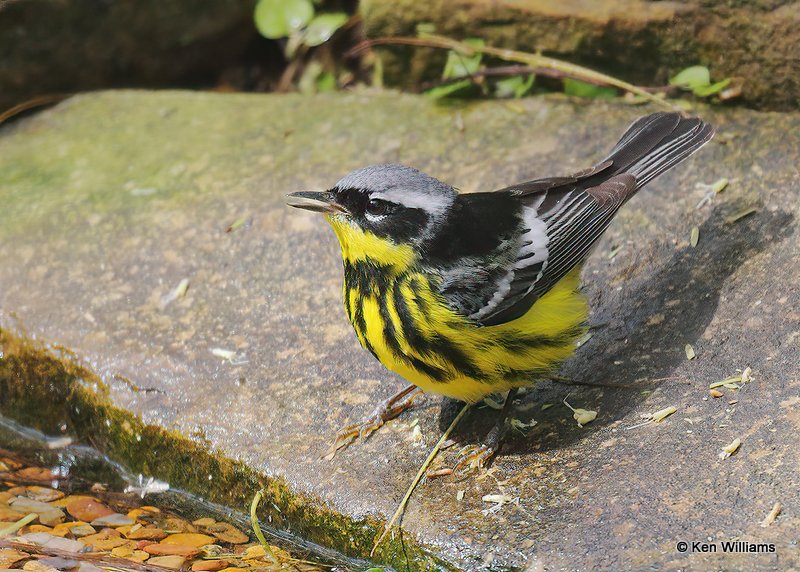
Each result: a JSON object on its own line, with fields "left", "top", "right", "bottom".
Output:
{"left": 0, "top": 415, "right": 370, "bottom": 572}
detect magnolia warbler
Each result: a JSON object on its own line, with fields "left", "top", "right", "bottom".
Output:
{"left": 288, "top": 112, "right": 714, "bottom": 468}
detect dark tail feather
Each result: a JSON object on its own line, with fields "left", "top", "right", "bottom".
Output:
{"left": 603, "top": 112, "right": 715, "bottom": 192}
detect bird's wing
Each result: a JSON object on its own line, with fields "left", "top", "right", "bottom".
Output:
{"left": 468, "top": 173, "right": 635, "bottom": 326}
{"left": 467, "top": 112, "right": 713, "bottom": 326}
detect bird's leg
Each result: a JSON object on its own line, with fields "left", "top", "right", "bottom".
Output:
{"left": 452, "top": 388, "right": 519, "bottom": 478}
{"left": 328, "top": 384, "right": 423, "bottom": 455}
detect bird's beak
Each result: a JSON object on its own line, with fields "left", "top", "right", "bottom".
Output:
{"left": 286, "top": 191, "right": 347, "bottom": 214}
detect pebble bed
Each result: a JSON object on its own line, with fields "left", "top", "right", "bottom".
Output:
{"left": 0, "top": 452, "right": 323, "bottom": 572}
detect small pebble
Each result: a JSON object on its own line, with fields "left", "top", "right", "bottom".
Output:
{"left": 52, "top": 521, "right": 94, "bottom": 538}
{"left": 126, "top": 526, "right": 167, "bottom": 540}
{"left": 13, "top": 468, "right": 55, "bottom": 482}
{"left": 144, "top": 544, "right": 201, "bottom": 558}
{"left": 162, "top": 516, "right": 198, "bottom": 533}
{"left": 22, "top": 560, "right": 59, "bottom": 572}
{"left": 192, "top": 560, "right": 230, "bottom": 572}
{"left": 24, "top": 487, "right": 65, "bottom": 503}
{"left": 80, "top": 529, "right": 131, "bottom": 551}
{"left": 0, "top": 506, "right": 26, "bottom": 521}
{"left": 9, "top": 498, "right": 65, "bottom": 526}
{"left": 64, "top": 497, "right": 114, "bottom": 523}
{"left": 91, "top": 513, "right": 135, "bottom": 527}
{"left": 147, "top": 555, "right": 187, "bottom": 570}
{"left": 161, "top": 533, "right": 215, "bottom": 548}
{"left": 111, "top": 546, "right": 149, "bottom": 562}
{"left": 243, "top": 545, "right": 267, "bottom": 559}
{"left": 19, "top": 533, "right": 86, "bottom": 554}
{"left": 22, "top": 525, "right": 53, "bottom": 537}
{"left": 206, "top": 522, "right": 249, "bottom": 544}
{"left": 69, "top": 524, "right": 97, "bottom": 538}
{"left": 37, "top": 557, "right": 78, "bottom": 570}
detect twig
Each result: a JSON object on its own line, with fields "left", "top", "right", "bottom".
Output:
{"left": 760, "top": 502, "right": 781, "bottom": 527}
{"left": 0, "top": 93, "right": 70, "bottom": 125}
{"left": 349, "top": 35, "right": 677, "bottom": 110}
{"left": 419, "top": 64, "right": 680, "bottom": 95}
{"left": 0, "top": 538, "right": 174, "bottom": 572}
{"left": 370, "top": 402, "right": 472, "bottom": 557}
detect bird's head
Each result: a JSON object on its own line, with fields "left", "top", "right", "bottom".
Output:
{"left": 287, "top": 164, "right": 456, "bottom": 264}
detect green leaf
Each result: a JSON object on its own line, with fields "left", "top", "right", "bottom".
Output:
{"left": 254, "top": 0, "right": 314, "bottom": 39}
{"left": 303, "top": 12, "right": 348, "bottom": 46}
{"left": 495, "top": 74, "right": 535, "bottom": 98}
{"left": 441, "top": 38, "right": 484, "bottom": 79}
{"left": 669, "top": 65, "right": 711, "bottom": 90}
{"left": 426, "top": 78, "right": 473, "bottom": 99}
{"left": 670, "top": 65, "right": 731, "bottom": 98}
{"left": 427, "top": 37, "right": 485, "bottom": 99}
{"left": 315, "top": 71, "right": 337, "bottom": 92}
{"left": 563, "top": 78, "right": 616, "bottom": 99}
{"left": 693, "top": 77, "right": 732, "bottom": 97}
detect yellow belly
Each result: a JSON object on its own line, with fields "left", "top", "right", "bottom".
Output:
{"left": 350, "top": 266, "right": 587, "bottom": 403}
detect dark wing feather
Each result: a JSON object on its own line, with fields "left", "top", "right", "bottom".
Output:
{"left": 505, "top": 159, "right": 614, "bottom": 197}
{"left": 467, "top": 112, "right": 714, "bottom": 327}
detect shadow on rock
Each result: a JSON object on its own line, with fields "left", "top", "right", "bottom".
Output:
{"left": 439, "top": 207, "right": 795, "bottom": 456}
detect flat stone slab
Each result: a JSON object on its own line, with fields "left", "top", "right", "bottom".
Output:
{"left": 1, "top": 91, "right": 799, "bottom": 570}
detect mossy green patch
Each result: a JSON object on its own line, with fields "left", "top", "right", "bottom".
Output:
{"left": 0, "top": 329, "right": 452, "bottom": 571}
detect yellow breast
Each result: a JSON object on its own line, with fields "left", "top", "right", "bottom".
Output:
{"left": 326, "top": 215, "right": 588, "bottom": 403}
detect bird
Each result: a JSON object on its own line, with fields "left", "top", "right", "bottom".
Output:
{"left": 287, "top": 111, "right": 714, "bottom": 471}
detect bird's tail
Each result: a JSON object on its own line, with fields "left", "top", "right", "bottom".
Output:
{"left": 602, "top": 112, "right": 715, "bottom": 191}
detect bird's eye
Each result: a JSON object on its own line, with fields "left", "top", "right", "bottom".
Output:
{"left": 366, "top": 199, "right": 389, "bottom": 217}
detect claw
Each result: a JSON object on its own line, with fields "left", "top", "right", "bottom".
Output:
{"left": 323, "top": 384, "right": 422, "bottom": 459}
{"left": 330, "top": 411, "right": 386, "bottom": 452}
{"left": 452, "top": 444, "right": 496, "bottom": 478}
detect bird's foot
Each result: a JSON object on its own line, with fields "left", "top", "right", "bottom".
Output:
{"left": 452, "top": 444, "right": 497, "bottom": 479}
{"left": 449, "top": 389, "right": 519, "bottom": 479}
{"left": 325, "top": 384, "right": 423, "bottom": 458}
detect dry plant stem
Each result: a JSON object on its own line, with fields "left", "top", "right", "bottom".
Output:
{"left": 250, "top": 489, "right": 280, "bottom": 566}
{"left": 370, "top": 402, "right": 472, "bottom": 557}
{"left": 0, "top": 513, "right": 36, "bottom": 537}
{"left": 0, "top": 93, "right": 70, "bottom": 124}
{"left": 421, "top": 65, "right": 680, "bottom": 94}
{"left": 352, "top": 35, "right": 677, "bottom": 110}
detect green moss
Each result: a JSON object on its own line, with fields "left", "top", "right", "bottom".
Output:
{"left": 0, "top": 328, "right": 454, "bottom": 571}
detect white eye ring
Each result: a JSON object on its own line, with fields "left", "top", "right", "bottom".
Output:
{"left": 365, "top": 211, "right": 387, "bottom": 222}
{"left": 365, "top": 198, "right": 389, "bottom": 220}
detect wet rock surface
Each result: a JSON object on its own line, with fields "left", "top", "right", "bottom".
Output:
{"left": 1, "top": 91, "right": 799, "bottom": 570}
{"left": 362, "top": 0, "right": 800, "bottom": 110}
